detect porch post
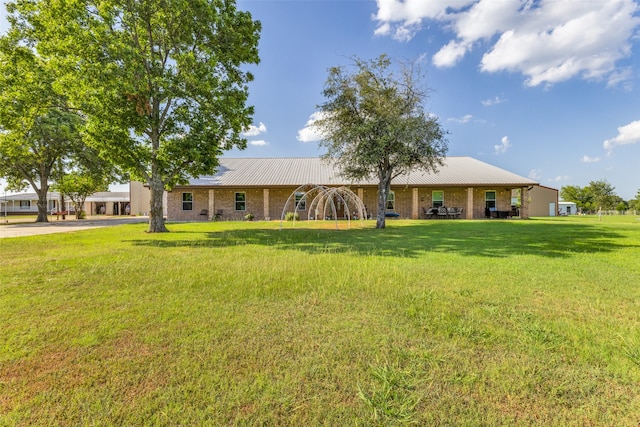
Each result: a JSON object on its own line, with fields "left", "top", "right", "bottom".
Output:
{"left": 208, "top": 189, "right": 215, "bottom": 221}
{"left": 521, "top": 186, "right": 529, "bottom": 219}
{"left": 412, "top": 188, "right": 419, "bottom": 219}
{"left": 263, "top": 189, "right": 270, "bottom": 220}
{"left": 466, "top": 187, "right": 473, "bottom": 219}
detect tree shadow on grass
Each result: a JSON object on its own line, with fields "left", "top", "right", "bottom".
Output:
{"left": 126, "top": 220, "right": 634, "bottom": 259}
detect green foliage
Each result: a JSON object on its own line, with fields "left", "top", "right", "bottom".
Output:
{"left": 9, "top": 0, "right": 261, "bottom": 231}
{"left": 0, "top": 31, "right": 87, "bottom": 221}
{"left": 284, "top": 211, "right": 299, "bottom": 221}
{"left": 244, "top": 212, "right": 255, "bottom": 221}
{"left": 560, "top": 180, "right": 622, "bottom": 212}
{"left": 2, "top": 218, "right": 640, "bottom": 424}
{"left": 315, "top": 54, "right": 448, "bottom": 229}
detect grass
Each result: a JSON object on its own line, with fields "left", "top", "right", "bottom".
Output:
{"left": 1, "top": 215, "right": 640, "bottom": 425}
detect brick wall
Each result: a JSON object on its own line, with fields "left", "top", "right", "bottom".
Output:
{"left": 167, "top": 185, "right": 519, "bottom": 221}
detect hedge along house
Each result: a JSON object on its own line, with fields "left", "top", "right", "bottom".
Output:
{"left": 166, "top": 157, "right": 539, "bottom": 221}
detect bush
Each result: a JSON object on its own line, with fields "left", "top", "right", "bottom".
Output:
{"left": 285, "top": 212, "right": 299, "bottom": 221}
{"left": 244, "top": 213, "right": 254, "bottom": 221}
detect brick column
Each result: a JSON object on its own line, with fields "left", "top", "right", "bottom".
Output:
{"left": 412, "top": 188, "right": 419, "bottom": 219}
{"left": 466, "top": 187, "right": 473, "bottom": 219}
{"left": 208, "top": 189, "right": 215, "bottom": 220}
{"left": 263, "top": 189, "right": 270, "bottom": 220}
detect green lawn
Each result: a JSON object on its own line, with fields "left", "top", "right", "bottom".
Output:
{"left": 1, "top": 216, "right": 639, "bottom": 425}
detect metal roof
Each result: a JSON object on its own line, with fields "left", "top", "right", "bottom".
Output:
{"left": 184, "top": 157, "right": 538, "bottom": 188}
{"left": 2, "top": 192, "right": 129, "bottom": 202}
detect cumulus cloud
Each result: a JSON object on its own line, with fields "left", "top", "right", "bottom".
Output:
{"left": 242, "top": 122, "right": 267, "bottom": 137}
{"left": 296, "top": 112, "right": 328, "bottom": 143}
{"left": 528, "top": 169, "right": 542, "bottom": 181}
{"left": 494, "top": 136, "right": 511, "bottom": 154}
{"left": 581, "top": 155, "right": 600, "bottom": 163}
{"left": 603, "top": 120, "right": 640, "bottom": 153}
{"left": 373, "top": 0, "right": 640, "bottom": 87}
{"left": 249, "top": 140, "right": 268, "bottom": 147}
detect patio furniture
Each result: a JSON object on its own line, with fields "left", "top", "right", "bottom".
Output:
{"left": 199, "top": 209, "right": 209, "bottom": 220}
{"left": 437, "top": 206, "right": 448, "bottom": 219}
{"left": 214, "top": 209, "right": 223, "bottom": 221}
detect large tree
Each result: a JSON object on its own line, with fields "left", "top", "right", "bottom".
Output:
{"left": 11, "top": 0, "right": 261, "bottom": 232}
{"left": 560, "top": 180, "right": 621, "bottom": 213}
{"left": 314, "top": 55, "right": 448, "bottom": 228}
{"left": 0, "top": 34, "right": 86, "bottom": 222}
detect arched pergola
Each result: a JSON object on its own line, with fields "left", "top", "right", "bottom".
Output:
{"left": 279, "top": 184, "right": 367, "bottom": 230}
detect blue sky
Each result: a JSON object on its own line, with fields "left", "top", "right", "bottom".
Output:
{"left": 2, "top": 1, "right": 640, "bottom": 199}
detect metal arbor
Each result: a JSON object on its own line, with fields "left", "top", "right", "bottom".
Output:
{"left": 279, "top": 184, "right": 367, "bottom": 230}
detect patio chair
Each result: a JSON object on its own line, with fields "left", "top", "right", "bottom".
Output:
{"left": 214, "top": 209, "right": 223, "bottom": 221}
{"left": 447, "top": 207, "right": 457, "bottom": 219}
{"left": 437, "top": 206, "right": 448, "bottom": 219}
{"left": 199, "top": 209, "right": 209, "bottom": 220}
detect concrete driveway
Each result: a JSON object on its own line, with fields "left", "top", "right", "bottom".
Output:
{"left": 0, "top": 217, "right": 148, "bottom": 238}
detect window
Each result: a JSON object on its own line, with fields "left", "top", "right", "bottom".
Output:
{"left": 485, "top": 191, "right": 496, "bottom": 209}
{"left": 432, "top": 191, "right": 444, "bottom": 208}
{"left": 235, "top": 192, "right": 246, "bottom": 211}
{"left": 19, "top": 200, "right": 30, "bottom": 209}
{"left": 294, "top": 192, "right": 306, "bottom": 211}
{"left": 182, "top": 193, "right": 193, "bottom": 211}
{"left": 386, "top": 191, "right": 395, "bottom": 210}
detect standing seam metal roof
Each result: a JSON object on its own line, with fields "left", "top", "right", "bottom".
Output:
{"left": 184, "top": 156, "right": 538, "bottom": 188}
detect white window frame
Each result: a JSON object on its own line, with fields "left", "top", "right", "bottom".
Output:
{"left": 386, "top": 190, "right": 395, "bottom": 210}
{"left": 294, "top": 192, "right": 306, "bottom": 211}
{"left": 432, "top": 191, "right": 444, "bottom": 208}
{"left": 485, "top": 190, "right": 496, "bottom": 209}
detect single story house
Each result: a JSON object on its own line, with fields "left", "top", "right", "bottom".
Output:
{"left": 165, "top": 156, "right": 541, "bottom": 221}
{"left": 0, "top": 191, "right": 130, "bottom": 216}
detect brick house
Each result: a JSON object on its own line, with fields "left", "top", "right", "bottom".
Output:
{"left": 164, "top": 156, "right": 540, "bottom": 221}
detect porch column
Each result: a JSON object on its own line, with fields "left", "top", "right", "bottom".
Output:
{"left": 208, "top": 189, "right": 215, "bottom": 220}
{"left": 466, "top": 187, "right": 473, "bottom": 219}
{"left": 521, "top": 186, "right": 529, "bottom": 219}
{"left": 412, "top": 188, "right": 419, "bottom": 219}
{"left": 263, "top": 189, "right": 270, "bottom": 220}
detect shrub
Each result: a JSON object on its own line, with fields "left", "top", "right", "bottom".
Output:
{"left": 285, "top": 212, "right": 299, "bottom": 221}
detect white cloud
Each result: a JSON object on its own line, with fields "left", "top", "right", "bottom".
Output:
{"left": 494, "top": 135, "right": 511, "bottom": 154}
{"left": 242, "top": 122, "right": 267, "bottom": 137}
{"left": 528, "top": 169, "right": 542, "bottom": 181}
{"left": 432, "top": 40, "right": 470, "bottom": 68}
{"left": 296, "top": 112, "right": 328, "bottom": 143}
{"left": 448, "top": 114, "right": 474, "bottom": 124}
{"left": 552, "top": 175, "right": 571, "bottom": 182}
{"left": 481, "top": 95, "right": 506, "bottom": 106}
{"left": 603, "top": 120, "right": 640, "bottom": 153}
{"left": 581, "top": 155, "right": 600, "bottom": 163}
{"left": 249, "top": 140, "right": 268, "bottom": 147}
{"left": 373, "top": 0, "right": 640, "bottom": 87}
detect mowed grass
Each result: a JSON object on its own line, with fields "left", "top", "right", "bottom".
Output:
{"left": 1, "top": 216, "right": 639, "bottom": 425}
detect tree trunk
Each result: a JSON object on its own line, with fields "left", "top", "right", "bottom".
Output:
{"left": 59, "top": 193, "right": 66, "bottom": 220}
{"left": 376, "top": 178, "right": 391, "bottom": 229}
{"left": 36, "top": 189, "right": 49, "bottom": 223}
{"left": 147, "top": 170, "right": 168, "bottom": 233}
